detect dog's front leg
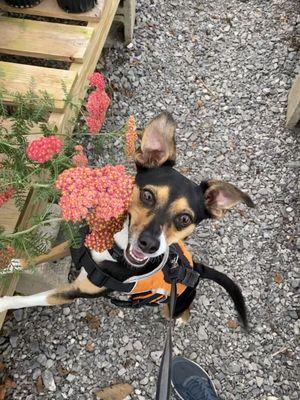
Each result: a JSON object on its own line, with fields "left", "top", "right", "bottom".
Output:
{"left": 0, "top": 270, "right": 105, "bottom": 313}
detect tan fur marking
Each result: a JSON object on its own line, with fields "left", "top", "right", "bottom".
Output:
{"left": 165, "top": 223, "right": 196, "bottom": 245}
{"left": 169, "top": 197, "right": 194, "bottom": 217}
{"left": 160, "top": 303, "right": 170, "bottom": 320}
{"left": 128, "top": 184, "right": 170, "bottom": 238}
{"left": 164, "top": 197, "right": 196, "bottom": 244}
{"left": 128, "top": 186, "right": 153, "bottom": 238}
{"left": 150, "top": 185, "right": 170, "bottom": 207}
{"left": 46, "top": 279, "right": 105, "bottom": 305}
{"left": 76, "top": 279, "right": 105, "bottom": 295}
{"left": 177, "top": 308, "right": 190, "bottom": 323}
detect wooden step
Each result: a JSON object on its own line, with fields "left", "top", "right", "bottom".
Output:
{"left": 0, "top": 0, "right": 105, "bottom": 22}
{"left": 0, "top": 61, "right": 77, "bottom": 111}
{"left": 0, "top": 16, "right": 94, "bottom": 63}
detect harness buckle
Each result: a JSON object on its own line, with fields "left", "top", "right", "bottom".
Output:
{"left": 181, "top": 268, "right": 200, "bottom": 288}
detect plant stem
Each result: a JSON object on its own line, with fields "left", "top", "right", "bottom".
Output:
{"left": 6, "top": 217, "right": 63, "bottom": 238}
{"left": 32, "top": 183, "right": 52, "bottom": 188}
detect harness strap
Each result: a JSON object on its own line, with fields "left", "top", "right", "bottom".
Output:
{"left": 70, "top": 247, "right": 134, "bottom": 293}
{"left": 108, "top": 292, "right": 163, "bottom": 309}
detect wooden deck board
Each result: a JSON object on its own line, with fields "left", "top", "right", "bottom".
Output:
{"left": 0, "top": 0, "right": 106, "bottom": 22}
{"left": 50, "top": 0, "right": 120, "bottom": 134}
{"left": 0, "top": 61, "right": 77, "bottom": 111}
{"left": 0, "top": 16, "right": 94, "bottom": 63}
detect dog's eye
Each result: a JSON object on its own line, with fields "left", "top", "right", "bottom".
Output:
{"left": 140, "top": 189, "right": 155, "bottom": 207}
{"left": 175, "top": 213, "right": 192, "bottom": 230}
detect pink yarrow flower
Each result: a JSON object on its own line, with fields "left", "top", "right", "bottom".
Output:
{"left": 88, "top": 72, "right": 106, "bottom": 91}
{"left": 56, "top": 165, "right": 134, "bottom": 223}
{"left": 85, "top": 72, "right": 110, "bottom": 135}
{"left": 72, "top": 145, "right": 88, "bottom": 167}
{"left": 26, "top": 135, "right": 63, "bottom": 163}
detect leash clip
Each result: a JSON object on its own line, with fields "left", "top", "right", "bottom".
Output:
{"left": 169, "top": 253, "right": 179, "bottom": 270}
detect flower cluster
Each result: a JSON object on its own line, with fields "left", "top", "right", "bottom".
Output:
{"left": 56, "top": 165, "right": 133, "bottom": 222}
{"left": 125, "top": 115, "right": 138, "bottom": 158}
{"left": 0, "top": 245, "right": 15, "bottom": 269}
{"left": 56, "top": 165, "right": 134, "bottom": 251}
{"left": 26, "top": 135, "right": 63, "bottom": 163}
{"left": 0, "top": 187, "right": 15, "bottom": 208}
{"left": 85, "top": 72, "right": 110, "bottom": 134}
{"left": 85, "top": 214, "right": 126, "bottom": 253}
{"left": 72, "top": 145, "right": 88, "bottom": 167}
{"left": 88, "top": 72, "right": 106, "bottom": 91}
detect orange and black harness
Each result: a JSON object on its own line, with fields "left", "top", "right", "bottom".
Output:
{"left": 70, "top": 239, "right": 201, "bottom": 308}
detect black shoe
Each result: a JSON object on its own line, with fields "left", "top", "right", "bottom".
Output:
{"left": 171, "top": 356, "right": 220, "bottom": 400}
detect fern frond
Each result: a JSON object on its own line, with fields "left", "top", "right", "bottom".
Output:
{"left": 61, "top": 221, "right": 83, "bottom": 249}
{"left": 14, "top": 188, "right": 29, "bottom": 211}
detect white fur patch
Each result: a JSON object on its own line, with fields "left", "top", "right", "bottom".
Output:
{"left": 0, "top": 290, "right": 55, "bottom": 312}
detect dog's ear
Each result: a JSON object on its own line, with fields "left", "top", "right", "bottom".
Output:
{"left": 135, "top": 112, "right": 177, "bottom": 168}
{"left": 202, "top": 180, "right": 255, "bottom": 219}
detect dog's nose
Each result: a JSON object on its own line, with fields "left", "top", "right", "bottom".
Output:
{"left": 138, "top": 231, "right": 160, "bottom": 254}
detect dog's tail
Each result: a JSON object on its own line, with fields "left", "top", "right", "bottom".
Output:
{"left": 194, "top": 262, "right": 248, "bottom": 329}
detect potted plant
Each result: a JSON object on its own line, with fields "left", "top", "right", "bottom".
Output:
{"left": 56, "top": 0, "right": 97, "bottom": 13}
{"left": 0, "top": 72, "right": 137, "bottom": 272}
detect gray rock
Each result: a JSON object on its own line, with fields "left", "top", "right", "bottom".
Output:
{"left": 133, "top": 340, "right": 143, "bottom": 350}
{"left": 63, "top": 307, "right": 71, "bottom": 316}
{"left": 198, "top": 326, "right": 208, "bottom": 341}
{"left": 150, "top": 351, "right": 163, "bottom": 364}
{"left": 0, "top": 1, "right": 298, "bottom": 399}
{"left": 9, "top": 334, "right": 18, "bottom": 348}
{"left": 37, "top": 354, "right": 47, "bottom": 367}
{"left": 42, "top": 370, "right": 56, "bottom": 392}
{"left": 13, "top": 309, "right": 24, "bottom": 322}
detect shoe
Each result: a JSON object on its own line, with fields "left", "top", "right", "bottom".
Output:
{"left": 171, "top": 356, "right": 220, "bottom": 400}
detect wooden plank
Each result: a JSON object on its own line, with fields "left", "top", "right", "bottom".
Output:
{"left": 0, "top": 0, "right": 105, "bottom": 22}
{"left": 0, "top": 16, "right": 94, "bottom": 63}
{"left": 0, "top": 188, "right": 49, "bottom": 327}
{"left": 19, "top": 241, "right": 71, "bottom": 268}
{"left": 286, "top": 72, "right": 300, "bottom": 128}
{"left": 49, "top": 0, "right": 120, "bottom": 134}
{"left": 0, "top": 274, "right": 18, "bottom": 328}
{"left": 0, "top": 199, "right": 22, "bottom": 234}
{"left": 0, "top": 61, "right": 77, "bottom": 111}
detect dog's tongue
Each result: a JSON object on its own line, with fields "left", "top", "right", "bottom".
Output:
{"left": 131, "top": 245, "right": 147, "bottom": 261}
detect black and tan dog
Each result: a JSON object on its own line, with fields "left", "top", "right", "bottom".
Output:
{"left": 0, "top": 112, "right": 254, "bottom": 327}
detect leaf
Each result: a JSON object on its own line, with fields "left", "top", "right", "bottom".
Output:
{"left": 96, "top": 383, "right": 133, "bottom": 400}
{"left": 226, "top": 319, "right": 238, "bottom": 329}
{"left": 274, "top": 273, "right": 283, "bottom": 284}
{"left": 3, "top": 378, "right": 16, "bottom": 389}
{"left": 85, "top": 343, "right": 95, "bottom": 353}
{"left": 35, "top": 376, "right": 44, "bottom": 393}
{"left": 85, "top": 313, "right": 101, "bottom": 330}
{"left": 57, "top": 364, "right": 70, "bottom": 377}
{"left": 0, "top": 387, "right": 6, "bottom": 400}
{"left": 0, "top": 363, "right": 6, "bottom": 373}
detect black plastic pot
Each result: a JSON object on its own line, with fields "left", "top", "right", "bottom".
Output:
{"left": 4, "top": 0, "right": 42, "bottom": 7}
{"left": 56, "top": 0, "right": 97, "bottom": 13}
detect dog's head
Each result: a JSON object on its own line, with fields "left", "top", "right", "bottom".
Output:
{"left": 124, "top": 112, "right": 254, "bottom": 267}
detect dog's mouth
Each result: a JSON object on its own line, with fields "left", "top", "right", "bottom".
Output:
{"left": 124, "top": 243, "right": 149, "bottom": 267}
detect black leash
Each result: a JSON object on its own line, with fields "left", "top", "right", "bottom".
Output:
{"left": 155, "top": 280, "right": 177, "bottom": 400}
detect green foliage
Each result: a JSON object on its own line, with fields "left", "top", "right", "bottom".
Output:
{"left": 61, "top": 221, "right": 84, "bottom": 249}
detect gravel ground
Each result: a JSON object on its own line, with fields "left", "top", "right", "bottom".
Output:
{"left": 1, "top": 1, "right": 300, "bottom": 399}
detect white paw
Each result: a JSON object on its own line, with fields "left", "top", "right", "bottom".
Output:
{"left": 175, "top": 317, "right": 187, "bottom": 327}
{"left": 0, "top": 296, "right": 12, "bottom": 313}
